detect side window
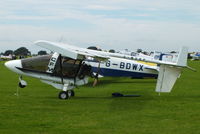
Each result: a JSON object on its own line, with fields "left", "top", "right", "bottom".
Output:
{"left": 62, "top": 58, "right": 81, "bottom": 77}
{"left": 53, "top": 57, "right": 81, "bottom": 78}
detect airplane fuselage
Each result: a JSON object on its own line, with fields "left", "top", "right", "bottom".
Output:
{"left": 86, "top": 57, "right": 158, "bottom": 78}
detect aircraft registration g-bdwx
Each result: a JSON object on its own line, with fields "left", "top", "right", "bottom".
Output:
{"left": 5, "top": 40, "right": 189, "bottom": 100}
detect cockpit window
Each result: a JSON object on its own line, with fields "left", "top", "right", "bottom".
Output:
{"left": 21, "top": 55, "right": 52, "bottom": 72}
{"left": 21, "top": 54, "right": 91, "bottom": 78}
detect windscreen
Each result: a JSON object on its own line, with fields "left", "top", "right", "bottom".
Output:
{"left": 21, "top": 55, "right": 52, "bottom": 72}
{"left": 21, "top": 55, "right": 91, "bottom": 78}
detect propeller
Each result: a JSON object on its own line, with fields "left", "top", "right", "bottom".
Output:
{"left": 93, "top": 61, "right": 101, "bottom": 87}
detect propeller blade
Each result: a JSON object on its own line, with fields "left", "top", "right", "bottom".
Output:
{"left": 93, "top": 78, "right": 98, "bottom": 87}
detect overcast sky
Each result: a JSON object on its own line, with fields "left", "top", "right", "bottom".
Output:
{"left": 0, "top": 0, "right": 200, "bottom": 53}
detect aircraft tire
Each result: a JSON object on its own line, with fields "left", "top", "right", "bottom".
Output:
{"left": 18, "top": 82, "right": 26, "bottom": 88}
{"left": 58, "top": 91, "right": 69, "bottom": 99}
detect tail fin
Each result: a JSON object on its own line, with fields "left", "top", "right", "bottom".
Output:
{"left": 156, "top": 47, "right": 188, "bottom": 93}
{"left": 176, "top": 46, "right": 188, "bottom": 67}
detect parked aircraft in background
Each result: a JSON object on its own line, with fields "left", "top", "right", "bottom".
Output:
{"left": 191, "top": 52, "right": 200, "bottom": 60}
{"left": 5, "top": 40, "right": 188, "bottom": 100}
{"left": 118, "top": 49, "right": 179, "bottom": 64}
{"left": 0, "top": 54, "right": 13, "bottom": 60}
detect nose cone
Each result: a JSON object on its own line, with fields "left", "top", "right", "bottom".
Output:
{"left": 5, "top": 60, "right": 23, "bottom": 74}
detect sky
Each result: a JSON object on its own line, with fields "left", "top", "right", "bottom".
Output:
{"left": 0, "top": 0, "right": 200, "bottom": 54}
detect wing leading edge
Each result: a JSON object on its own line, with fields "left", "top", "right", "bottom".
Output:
{"left": 35, "top": 40, "right": 109, "bottom": 61}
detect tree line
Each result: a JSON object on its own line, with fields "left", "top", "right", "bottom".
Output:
{"left": 2, "top": 47, "right": 47, "bottom": 56}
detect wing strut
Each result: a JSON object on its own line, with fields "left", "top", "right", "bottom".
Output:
{"left": 93, "top": 61, "right": 101, "bottom": 87}
{"left": 59, "top": 54, "right": 64, "bottom": 85}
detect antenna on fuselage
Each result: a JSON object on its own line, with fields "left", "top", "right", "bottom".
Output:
{"left": 58, "top": 36, "right": 64, "bottom": 43}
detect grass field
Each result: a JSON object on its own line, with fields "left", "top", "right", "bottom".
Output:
{"left": 0, "top": 61, "right": 200, "bottom": 134}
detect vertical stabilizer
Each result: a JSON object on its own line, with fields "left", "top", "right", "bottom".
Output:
{"left": 176, "top": 46, "right": 188, "bottom": 67}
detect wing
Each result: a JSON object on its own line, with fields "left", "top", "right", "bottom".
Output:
{"left": 35, "top": 40, "right": 109, "bottom": 61}
{"left": 35, "top": 40, "right": 188, "bottom": 67}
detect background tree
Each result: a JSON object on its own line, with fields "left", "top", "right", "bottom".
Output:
{"left": 87, "top": 46, "right": 102, "bottom": 51}
{"left": 142, "top": 51, "right": 149, "bottom": 55}
{"left": 170, "top": 51, "right": 177, "bottom": 53}
{"left": 4, "top": 50, "right": 13, "bottom": 56}
{"left": 87, "top": 46, "right": 98, "bottom": 50}
{"left": 0, "top": 52, "right": 4, "bottom": 55}
{"left": 38, "top": 50, "right": 47, "bottom": 55}
{"left": 14, "top": 47, "right": 31, "bottom": 56}
{"left": 109, "top": 49, "right": 115, "bottom": 53}
{"left": 137, "top": 49, "right": 142, "bottom": 53}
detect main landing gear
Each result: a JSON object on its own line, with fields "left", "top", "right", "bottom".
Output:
{"left": 58, "top": 90, "right": 75, "bottom": 99}
{"left": 58, "top": 84, "right": 75, "bottom": 100}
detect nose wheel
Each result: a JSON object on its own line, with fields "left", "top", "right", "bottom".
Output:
{"left": 18, "top": 82, "right": 26, "bottom": 88}
{"left": 58, "top": 90, "right": 75, "bottom": 99}
{"left": 18, "top": 76, "right": 27, "bottom": 88}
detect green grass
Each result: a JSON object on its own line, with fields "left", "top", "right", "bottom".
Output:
{"left": 0, "top": 61, "right": 200, "bottom": 134}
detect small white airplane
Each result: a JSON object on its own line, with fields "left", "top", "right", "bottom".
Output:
{"left": 5, "top": 40, "right": 189, "bottom": 100}
{"left": 191, "top": 52, "right": 200, "bottom": 60}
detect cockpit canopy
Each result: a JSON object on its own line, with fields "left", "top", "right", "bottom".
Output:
{"left": 22, "top": 55, "right": 51, "bottom": 72}
{"left": 21, "top": 54, "right": 91, "bottom": 78}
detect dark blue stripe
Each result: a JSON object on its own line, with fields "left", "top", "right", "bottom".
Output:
{"left": 92, "top": 67, "right": 158, "bottom": 78}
